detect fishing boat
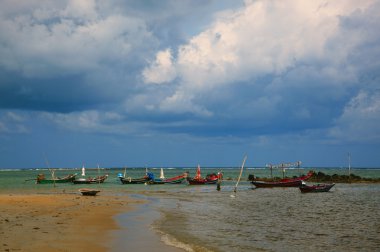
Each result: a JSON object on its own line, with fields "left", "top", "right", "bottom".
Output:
{"left": 78, "top": 188, "right": 100, "bottom": 196}
{"left": 187, "top": 165, "right": 219, "bottom": 185}
{"left": 251, "top": 171, "right": 314, "bottom": 188}
{"left": 299, "top": 182, "right": 335, "bottom": 193}
{"left": 147, "top": 170, "right": 188, "bottom": 184}
{"left": 36, "top": 173, "right": 77, "bottom": 184}
{"left": 119, "top": 172, "right": 154, "bottom": 184}
{"left": 73, "top": 174, "right": 108, "bottom": 184}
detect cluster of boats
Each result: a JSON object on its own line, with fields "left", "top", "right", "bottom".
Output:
{"left": 118, "top": 165, "right": 222, "bottom": 185}
{"left": 31, "top": 165, "right": 335, "bottom": 193}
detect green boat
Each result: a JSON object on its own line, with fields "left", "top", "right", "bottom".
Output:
{"left": 36, "top": 173, "right": 77, "bottom": 184}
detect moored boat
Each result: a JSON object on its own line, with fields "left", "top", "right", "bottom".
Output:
{"left": 119, "top": 172, "right": 154, "bottom": 184}
{"left": 36, "top": 173, "right": 77, "bottom": 184}
{"left": 251, "top": 171, "right": 314, "bottom": 188}
{"left": 147, "top": 171, "right": 188, "bottom": 184}
{"left": 187, "top": 165, "right": 219, "bottom": 185}
{"left": 78, "top": 188, "right": 100, "bottom": 196}
{"left": 251, "top": 180, "right": 303, "bottom": 188}
{"left": 73, "top": 174, "right": 108, "bottom": 184}
{"left": 299, "top": 182, "right": 335, "bottom": 193}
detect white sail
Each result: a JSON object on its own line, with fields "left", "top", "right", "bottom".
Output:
{"left": 160, "top": 168, "right": 165, "bottom": 179}
{"left": 81, "top": 165, "right": 86, "bottom": 176}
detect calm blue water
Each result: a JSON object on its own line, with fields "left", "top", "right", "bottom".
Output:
{"left": 1, "top": 167, "right": 379, "bottom": 251}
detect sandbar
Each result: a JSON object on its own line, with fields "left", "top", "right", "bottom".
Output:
{"left": 0, "top": 192, "right": 144, "bottom": 252}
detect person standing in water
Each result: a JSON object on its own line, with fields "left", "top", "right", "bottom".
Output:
{"left": 217, "top": 171, "right": 223, "bottom": 191}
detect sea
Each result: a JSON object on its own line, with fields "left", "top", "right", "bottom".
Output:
{"left": 1, "top": 167, "right": 379, "bottom": 251}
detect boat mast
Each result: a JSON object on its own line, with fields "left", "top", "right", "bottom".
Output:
{"left": 44, "top": 153, "right": 56, "bottom": 188}
{"left": 269, "top": 164, "right": 273, "bottom": 180}
{"left": 281, "top": 163, "right": 285, "bottom": 179}
{"left": 234, "top": 155, "right": 247, "bottom": 193}
{"left": 97, "top": 164, "right": 100, "bottom": 187}
{"left": 195, "top": 164, "right": 201, "bottom": 179}
{"left": 81, "top": 165, "right": 86, "bottom": 176}
{"left": 160, "top": 168, "right": 165, "bottom": 179}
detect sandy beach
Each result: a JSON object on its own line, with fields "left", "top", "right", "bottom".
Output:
{"left": 0, "top": 192, "right": 145, "bottom": 252}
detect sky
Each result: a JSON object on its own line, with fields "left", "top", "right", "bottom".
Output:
{"left": 0, "top": 0, "right": 379, "bottom": 169}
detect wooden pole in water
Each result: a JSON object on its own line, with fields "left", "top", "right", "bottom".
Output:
{"left": 234, "top": 155, "right": 247, "bottom": 193}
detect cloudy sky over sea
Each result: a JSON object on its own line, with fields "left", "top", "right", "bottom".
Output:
{"left": 1, "top": 0, "right": 379, "bottom": 168}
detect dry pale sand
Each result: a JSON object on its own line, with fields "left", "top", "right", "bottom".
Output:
{"left": 0, "top": 192, "right": 145, "bottom": 252}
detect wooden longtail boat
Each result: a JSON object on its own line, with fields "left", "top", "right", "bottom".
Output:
{"left": 78, "top": 188, "right": 100, "bottom": 196}
{"left": 299, "top": 182, "right": 335, "bottom": 193}
{"left": 73, "top": 175, "right": 108, "bottom": 184}
{"left": 119, "top": 172, "right": 154, "bottom": 184}
{"left": 251, "top": 171, "right": 314, "bottom": 188}
{"left": 36, "top": 173, "right": 77, "bottom": 184}
{"left": 187, "top": 165, "right": 219, "bottom": 185}
{"left": 147, "top": 171, "right": 188, "bottom": 184}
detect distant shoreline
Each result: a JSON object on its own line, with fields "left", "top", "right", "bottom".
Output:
{"left": 247, "top": 171, "right": 380, "bottom": 183}
{"left": 1, "top": 166, "right": 380, "bottom": 171}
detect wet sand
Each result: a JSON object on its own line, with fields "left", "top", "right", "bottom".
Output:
{"left": 111, "top": 199, "right": 185, "bottom": 252}
{"left": 0, "top": 193, "right": 145, "bottom": 252}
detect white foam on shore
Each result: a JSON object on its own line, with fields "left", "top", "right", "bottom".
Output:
{"left": 153, "top": 228, "right": 194, "bottom": 252}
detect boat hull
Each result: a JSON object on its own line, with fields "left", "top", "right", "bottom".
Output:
{"left": 36, "top": 174, "right": 77, "bottom": 184}
{"left": 251, "top": 180, "right": 303, "bottom": 188}
{"left": 299, "top": 183, "right": 335, "bottom": 193}
{"left": 251, "top": 171, "right": 314, "bottom": 188}
{"left": 148, "top": 177, "right": 186, "bottom": 184}
{"left": 79, "top": 189, "right": 100, "bottom": 196}
{"left": 73, "top": 175, "right": 108, "bottom": 184}
{"left": 119, "top": 177, "right": 150, "bottom": 184}
{"left": 187, "top": 178, "right": 218, "bottom": 185}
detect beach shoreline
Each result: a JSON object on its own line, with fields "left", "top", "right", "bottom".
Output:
{"left": 0, "top": 192, "right": 146, "bottom": 252}
{"left": 111, "top": 196, "right": 185, "bottom": 252}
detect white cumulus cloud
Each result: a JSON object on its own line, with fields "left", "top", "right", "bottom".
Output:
{"left": 142, "top": 49, "right": 177, "bottom": 84}
{"left": 141, "top": 0, "right": 376, "bottom": 118}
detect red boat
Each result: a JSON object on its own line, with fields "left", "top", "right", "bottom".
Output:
{"left": 299, "top": 182, "right": 335, "bottom": 193}
{"left": 187, "top": 165, "right": 219, "bottom": 185}
{"left": 251, "top": 171, "right": 314, "bottom": 188}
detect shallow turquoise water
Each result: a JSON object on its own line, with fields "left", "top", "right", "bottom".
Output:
{"left": 0, "top": 167, "right": 378, "bottom": 193}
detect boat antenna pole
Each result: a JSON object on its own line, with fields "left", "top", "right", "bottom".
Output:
{"left": 265, "top": 164, "right": 273, "bottom": 180}
{"left": 233, "top": 155, "right": 247, "bottom": 194}
{"left": 281, "top": 163, "right": 285, "bottom": 179}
